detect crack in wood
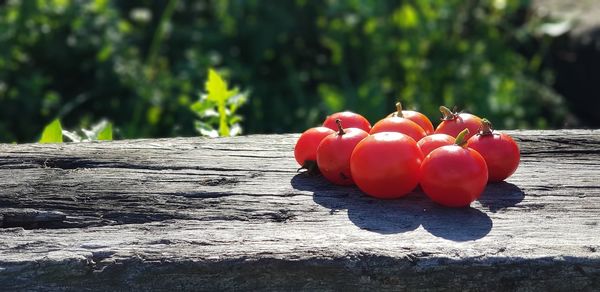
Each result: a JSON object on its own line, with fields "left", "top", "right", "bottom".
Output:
{"left": 0, "top": 209, "right": 66, "bottom": 229}
{"left": 198, "top": 177, "right": 240, "bottom": 186}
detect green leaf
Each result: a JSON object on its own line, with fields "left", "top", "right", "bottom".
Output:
{"left": 194, "top": 121, "right": 219, "bottom": 138}
{"left": 191, "top": 98, "right": 218, "bottom": 117}
{"left": 97, "top": 122, "right": 113, "bottom": 141}
{"left": 228, "top": 115, "right": 243, "bottom": 125}
{"left": 205, "top": 68, "right": 235, "bottom": 136}
{"left": 205, "top": 68, "right": 229, "bottom": 103}
{"left": 190, "top": 100, "right": 208, "bottom": 113}
{"left": 39, "top": 119, "right": 63, "bottom": 143}
{"left": 227, "top": 92, "right": 247, "bottom": 113}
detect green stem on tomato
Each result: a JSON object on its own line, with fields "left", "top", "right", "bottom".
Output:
{"left": 439, "top": 106, "right": 456, "bottom": 120}
{"left": 455, "top": 129, "right": 470, "bottom": 147}
{"left": 335, "top": 119, "right": 345, "bottom": 135}
{"left": 479, "top": 118, "right": 494, "bottom": 136}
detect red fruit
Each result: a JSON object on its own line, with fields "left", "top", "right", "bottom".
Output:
{"left": 388, "top": 102, "right": 435, "bottom": 134}
{"left": 323, "top": 111, "right": 371, "bottom": 133}
{"left": 350, "top": 132, "right": 424, "bottom": 199}
{"left": 417, "top": 134, "right": 456, "bottom": 157}
{"left": 434, "top": 106, "right": 482, "bottom": 140}
{"left": 294, "top": 127, "right": 336, "bottom": 171}
{"left": 370, "top": 117, "right": 426, "bottom": 143}
{"left": 467, "top": 119, "right": 520, "bottom": 182}
{"left": 420, "top": 129, "right": 488, "bottom": 207}
{"left": 317, "top": 120, "right": 369, "bottom": 185}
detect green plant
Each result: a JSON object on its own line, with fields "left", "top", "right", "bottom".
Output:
{"left": 39, "top": 119, "right": 63, "bottom": 144}
{"left": 62, "top": 120, "right": 113, "bottom": 142}
{"left": 39, "top": 119, "right": 113, "bottom": 143}
{"left": 190, "top": 69, "right": 247, "bottom": 137}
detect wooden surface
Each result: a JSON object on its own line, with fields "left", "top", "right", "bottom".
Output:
{"left": 0, "top": 130, "right": 599, "bottom": 291}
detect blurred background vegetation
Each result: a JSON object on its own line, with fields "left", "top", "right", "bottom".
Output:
{"left": 0, "top": 0, "right": 597, "bottom": 143}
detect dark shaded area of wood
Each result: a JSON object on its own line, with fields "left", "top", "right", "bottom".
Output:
{"left": 0, "top": 130, "right": 599, "bottom": 290}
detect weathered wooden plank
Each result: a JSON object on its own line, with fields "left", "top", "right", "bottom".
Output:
{"left": 0, "top": 130, "right": 599, "bottom": 291}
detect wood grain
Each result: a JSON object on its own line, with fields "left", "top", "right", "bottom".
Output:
{"left": 0, "top": 130, "right": 599, "bottom": 291}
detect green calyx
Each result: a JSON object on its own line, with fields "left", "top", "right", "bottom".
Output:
{"left": 455, "top": 128, "right": 470, "bottom": 147}
{"left": 479, "top": 118, "right": 494, "bottom": 136}
{"left": 439, "top": 106, "right": 457, "bottom": 121}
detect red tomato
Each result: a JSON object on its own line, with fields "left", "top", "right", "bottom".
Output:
{"left": 434, "top": 106, "right": 482, "bottom": 140}
{"left": 350, "top": 132, "right": 424, "bottom": 199}
{"left": 294, "top": 127, "right": 335, "bottom": 170}
{"left": 317, "top": 120, "right": 369, "bottom": 185}
{"left": 420, "top": 129, "right": 488, "bottom": 207}
{"left": 370, "top": 117, "right": 426, "bottom": 143}
{"left": 467, "top": 119, "right": 520, "bottom": 182}
{"left": 417, "top": 134, "right": 455, "bottom": 157}
{"left": 388, "top": 102, "right": 434, "bottom": 134}
{"left": 323, "top": 111, "right": 371, "bottom": 133}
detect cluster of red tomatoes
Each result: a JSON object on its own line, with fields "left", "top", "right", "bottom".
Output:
{"left": 294, "top": 103, "right": 520, "bottom": 208}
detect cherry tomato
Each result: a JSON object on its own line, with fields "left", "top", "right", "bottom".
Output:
{"left": 420, "top": 129, "right": 488, "bottom": 207}
{"left": 294, "top": 127, "right": 335, "bottom": 171}
{"left": 317, "top": 120, "right": 369, "bottom": 185}
{"left": 350, "top": 132, "right": 424, "bottom": 199}
{"left": 388, "top": 102, "right": 434, "bottom": 134}
{"left": 434, "top": 106, "right": 482, "bottom": 140}
{"left": 417, "top": 134, "right": 455, "bottom": 157}
{"left": 323, "top": 111, "right": 371, "bottom": 133}
{"left": 370, "top": 117, "right": 426, "bottom": 143}
{"left": 467, "top": 119, "right": 520, "bottom": 182}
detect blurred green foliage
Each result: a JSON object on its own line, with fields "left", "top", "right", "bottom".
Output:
{"left": 0, "top": 0, "right": 567, "bottom": 142}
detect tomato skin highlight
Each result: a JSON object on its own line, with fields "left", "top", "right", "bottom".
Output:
{"left": 404, "top": 111, "right": 435, "bottom": 135}
{"left": 370, "top": 117, "right": 427, "bottom": 143}
{"left": 435, "top": 113, "right": 482, "bottom": 140}
{"left": 294, "top": 127, "right": 335, "bottom": 167}
{"left": 467, "top": 132, "right": 520, "bottom": 182}
{"left": 420, "top": 145, "right": 488, "bottom": 207}
{"left": 350, "top": 132, "right": 424, "bottom": 199}
{"left": 417, "top": 134, "right": 456, "bottom": 157}
{"left": 317, "top": 127, "right": 369, "bottom": 185}
{"left": 323, "top": 111, "right": 371, "bottom": 133}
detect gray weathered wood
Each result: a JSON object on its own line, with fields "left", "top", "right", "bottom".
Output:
{"left": 0, "top": 130, "right": 599, "bottom": 291}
